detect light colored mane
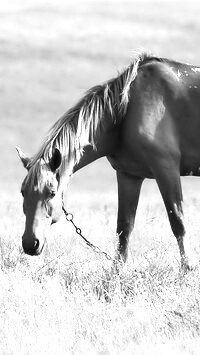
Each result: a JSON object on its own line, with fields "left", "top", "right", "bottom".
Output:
{"left": 26, "top": 52, "right": 150, "bottom": 187}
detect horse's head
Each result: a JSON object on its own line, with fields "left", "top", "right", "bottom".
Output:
{"left": 16, "top": 147, "right": 63, "bottom": 255}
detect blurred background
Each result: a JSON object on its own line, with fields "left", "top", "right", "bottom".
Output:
{"left": 1, "top": 0, "right": 200, "bottom": 197}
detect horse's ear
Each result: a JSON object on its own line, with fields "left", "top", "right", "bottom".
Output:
{"left": 49, "top": 148, "right": 62, "bottom": 172}
{"left": 16, "top": 146, "right": 31, "bottom": 169}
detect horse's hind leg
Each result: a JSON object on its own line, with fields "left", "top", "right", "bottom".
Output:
{"left": 116, "top": 171, "right": 144, "bottom": 263}
{"left": 153, "top": 160, "right": 190, "bottom": 269}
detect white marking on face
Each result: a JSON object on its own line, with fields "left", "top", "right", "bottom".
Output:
{"left": 192, "top": 67, "right": 200, "bottom": 73}
{"left": 39, "top": 168, "right": 58, "bottom": 194}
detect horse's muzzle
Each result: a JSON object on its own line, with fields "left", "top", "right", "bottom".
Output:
{"left": 22, "top": 236, "right": 45, "bottom": 256}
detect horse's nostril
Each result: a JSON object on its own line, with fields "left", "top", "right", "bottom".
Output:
{"left": 34, "top": 239, "right": 39, "bottom": 250}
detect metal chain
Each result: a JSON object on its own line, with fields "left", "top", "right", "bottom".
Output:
{"left": 62, "top": 195, "right": 113, "bottom": 261}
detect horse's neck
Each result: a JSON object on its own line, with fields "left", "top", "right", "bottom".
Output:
{"left": 73, "top": 125, "right": 119, "bottom": 173}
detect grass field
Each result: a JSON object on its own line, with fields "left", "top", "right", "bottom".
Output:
{"left": 2, "top": 0, "right": 200, "bottom": 353}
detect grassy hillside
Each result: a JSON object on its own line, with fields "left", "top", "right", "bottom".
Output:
{"left": 1, "top": 0, "right": 200, "bottom": 353}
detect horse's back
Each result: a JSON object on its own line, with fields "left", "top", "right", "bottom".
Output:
{"left": 120, "top": 58, "right": 200, "bottom": 177}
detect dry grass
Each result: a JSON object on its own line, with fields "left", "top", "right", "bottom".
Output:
{"left": 2, "top": 0, "right": 200, "bottom": 353}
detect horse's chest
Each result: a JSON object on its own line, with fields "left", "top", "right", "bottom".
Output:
{"left": 107, "top": 151, "right": 153, "bottom": 178}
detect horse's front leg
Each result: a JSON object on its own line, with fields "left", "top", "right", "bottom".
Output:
{"left": 116, "top": 171, "right": 144, "bottom": 263}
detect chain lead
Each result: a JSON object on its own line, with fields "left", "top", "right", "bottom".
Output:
{"left": 62, "top": 194, "right": 113, "bottom": 261}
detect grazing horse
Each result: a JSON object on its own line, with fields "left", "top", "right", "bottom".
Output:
{"left": 17, "top": 52, "right": 200, "bottom": 268}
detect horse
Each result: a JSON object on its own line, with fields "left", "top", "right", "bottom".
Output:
{"left": 17, "top": 52, "right": 200, "bottom": 269}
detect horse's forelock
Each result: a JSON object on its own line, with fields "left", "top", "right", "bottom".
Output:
{"left": 24, "top": 159, "right": 51, "bottom": 193}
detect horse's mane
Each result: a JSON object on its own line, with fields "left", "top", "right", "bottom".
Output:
{"left": 26, "top": 52, "right": 152, "bottom": 185}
